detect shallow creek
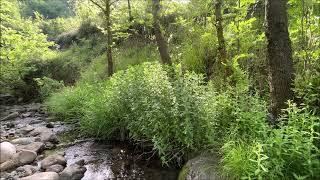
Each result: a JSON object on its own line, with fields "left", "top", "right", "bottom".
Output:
{"left": 0, "top": 103, "right": 179, "bottom": 180}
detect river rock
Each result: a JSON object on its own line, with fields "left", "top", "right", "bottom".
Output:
{"left": 0, "top": 142, "right": 16, "bottom": 163}
{"left": 41, "top": 154, "right": 66, "bottom": 170}
{"left": 0, "top": 159, "right": 17, "bottom": 171}
{"left": 26, "top": 103, "right": 41, "bottom": 112}
{"left": 178, "top": 153, "right": 224, "bottom": 180}
{"left": 59, "top": 161, "right": 87, "bottom": 180}
{"left": 18, "top": 125, "right": 35, "bottom": 135}
{"left": 16, "top": 165, "right": 37, "bottom": 177}
{"left": 11, "top": 137, "right": 35, "bottom": 145}
{"left": 46, "top": 164, "right": 64, "bottom": 173}
{"left": 30, "top": 127, "right": 58, "bottom": 143}
{"left": 20, "top": 172, "right": 59, "bottom": 180}
{"left": 21, "top": 112, "right": 34, "bottom": 118}
{"left": 0, "top": 112, "right": 19, "bottom": 121}
{"left": 18, "top": 142, "right": 45, "bottom": 153}
{"left": 14, "top": 150, "right": 37, "bottom": 164}
{"left": 46, "top": 122, "right": 54, "bottom": 128}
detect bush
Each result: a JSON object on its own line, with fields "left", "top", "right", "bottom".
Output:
{"left": 35, "top": 77, "right": 64, "bottom": 100}
{"left": 48, "top": 62, "right": 214, "bottom": 164}
{"left": 221, "top": 103, "right": 320, "bottom": 179}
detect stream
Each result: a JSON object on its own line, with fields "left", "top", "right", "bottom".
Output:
{"left": 0, "top": 102, "right": 179, "bottom": 180}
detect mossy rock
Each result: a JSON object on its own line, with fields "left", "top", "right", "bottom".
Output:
{"left": 178, "top": 153, "right": 224, "bottom": 180}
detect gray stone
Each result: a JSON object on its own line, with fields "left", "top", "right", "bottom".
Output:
{"left": 11, "top": 137, "right": 35, "bottom": 145}
{"left": 14, "top": 150, "right": 37, "bottom": 164}
{"left": 46, "top": 122, "right": 54, "bottom": 128}
{"left": 16, "top": 165, "right": 37, "bottom": 177}
{"left": 46, "top": 164, "right": 64, "bottom": 173}
{"left": 18, "top": 125, "right": 35, "bottom": 134}
{"left": 178, "top": 153, "right": 224, "bottom": 180}
{"left": 41, "top": 154, "right": 66, "bottom": 170}
{"left": 1, "top": 112, "right": 19, "bottom": 121}
{"left": 20, "top": 172, "right": 59, "bottom": 180}
{"left": 21, "top": 112, "right": 35, "bottom": 118}
{"left": 59, "top": 161, "right": 87, "bottom": 180}
{"left": 0, "top": 150, "right": 37, "bottom": 172}
{"left": 0, "top": 142, "right": 16, "bottom": 163}
{"left": 0, "top": 159, "right": 17, "bottom": 171}
{"left": 26, "top": 103, "right": 41, "bottom": 112}
{"left": 18, "top": 142, "right": 44, "bottom": 153}
{"left": 30, "top": 127, "right": 58, "bottom": 143}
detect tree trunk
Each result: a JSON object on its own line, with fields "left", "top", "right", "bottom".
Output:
{"left": 127, "top": 0, "right": 133, "bottom": 22}
{"left": 105, "top": 0, "right": 113, "bottom": 76}
{"left": 214, "top": 0, "right": 230, "bottom": 77}
{"left": 151, "top": 0, "right": 172, "bottom": 65}
{"left": 265, "top": 0, "right": 294, "bottom": 120}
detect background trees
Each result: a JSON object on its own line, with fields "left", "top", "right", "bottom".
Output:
{"left": 1, "top": 0, "right": 319, "bottom": 178}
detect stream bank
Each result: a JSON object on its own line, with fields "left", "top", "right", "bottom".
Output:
{"left": 0, "top": 101, "right": 179, "bottom": 180}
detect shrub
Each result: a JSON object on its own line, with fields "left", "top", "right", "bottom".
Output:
{"left": 46, "top": 83, "right": 101, "bottom": 121}
{"left": 35, "top": 77, "right": 64, "bottom": 100}
{"left": 221, "top": 103, "right": 320, "bottom": 179}
{"left": 48, "top": 62, "right": 214, "bottom": 164}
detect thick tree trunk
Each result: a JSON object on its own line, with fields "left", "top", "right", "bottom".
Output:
{"left": 105, "top": 0, "right": 113, "bottom": 76}
{"left": 265, "top": 0, "right": 294, "bottom": 120}
{"left": 151, "top": 0, "right": 172, "bottom": 65}
{"left": 214, "top": 0, "right": 230, "bottom": 77}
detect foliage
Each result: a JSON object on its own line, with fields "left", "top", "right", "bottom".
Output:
{"left": 19, "top": 0, "right": 73, "bottom": 19}
{"left": 48, "top": 62, "right": 214, "bottom": 165}
{"left": 35, "top": 76, "right": 64, "bottom": 100}
{"left": 221, "top": 103, "right": 320, "bottom": 179}
{"left": 0, "top": 0, "right": 54, "bottom": 97}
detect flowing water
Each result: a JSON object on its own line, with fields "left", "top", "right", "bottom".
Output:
{"left": 0, "top": 102, "right": 179, "bottom": 180}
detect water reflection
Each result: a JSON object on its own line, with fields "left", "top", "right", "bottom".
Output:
{"left": 64, "top": 141, "right": 178, "bottom": 180}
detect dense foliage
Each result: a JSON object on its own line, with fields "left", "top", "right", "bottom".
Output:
{"left": 1, "top": 0, "right": 319, "bottom": 179}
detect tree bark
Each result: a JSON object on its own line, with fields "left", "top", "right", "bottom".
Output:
{"left": 127, "top": 0, "right": 133, "bottom": 22}
{"left": 105, "top": 0, "right": 113, "bottom": 76}
{"left": 214, "top": 0, "right": 230, "bottom": 77}
{"left": 151, "top": 0, "right": 172, "bottom": 65}
{"left": 265, "top": 0, "right": 294, "bottom": 120}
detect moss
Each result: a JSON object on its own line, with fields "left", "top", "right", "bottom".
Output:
{"left": 178, "top": 165, "right": 190, "bottom": 180}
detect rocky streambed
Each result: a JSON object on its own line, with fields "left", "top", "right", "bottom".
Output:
{"left": 0, "top": 103, "right": 179, "bottom": 180}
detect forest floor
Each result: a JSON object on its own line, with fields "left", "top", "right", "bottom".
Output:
{"left": 0, "top": 99, "right": 179, "bottom": 180}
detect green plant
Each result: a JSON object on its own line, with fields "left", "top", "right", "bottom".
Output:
{"left": 35, "top": 76, "right": 64, "bottom": 100}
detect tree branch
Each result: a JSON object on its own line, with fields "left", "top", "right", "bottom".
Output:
{"left": 89, "top": 0, "right": 105, "bottom": 12}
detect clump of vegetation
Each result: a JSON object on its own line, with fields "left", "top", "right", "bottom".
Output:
{"left": 48, "top": 62, "right": 214, "bottom": 164}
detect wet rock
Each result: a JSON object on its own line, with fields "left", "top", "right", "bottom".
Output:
{"left": 18, "top": 142, "right": 45, "bottom": 153}
{"left": 18, "top": 125, "right": 35, "bottom": 135}
{"left": 20, "top": 172, "right": 59, "bottom": 180}
{"left": 44, "top": 142, "right": 56, "bottom": 150}
{"left": 0, "top": 150, "right": 37, "bottom": 172}
{"left": 41, "top": 154, "right": 66, "bottom": 170}
{"left": 26, "top": 103, "right": 41, "bottom": 112}
{"left": 46, "top": 122, "right": 54, "bottom": 128}
{"left": 59, "top": 160, "right": 87, "bottom": 180}
{"left": 46, "top": 164, "right": 65, "bottom": 173}
{"left": 11, "top": 137, "right": 35, "bottom": 145}
{"left": 14, "top": 150, "right": 37, "bottom": 164}
{"left": 0, "top": 159, "right": 17, "bottom": 171}
{"left": 6, "top": 122, "right": 15, "bottom": 128}
{"left": 178, "top": 153, "right": 224, "bottom": 180}
{"left": 21, "top": 112, "right": 35, "bottom": 118}
{"left": 30, "top": 127, "right": 58, "bottom": 143}
{"left": 0, "top": 142, "right": 16, "bottom": 163}
{"left": 16, "top": 165, "right": 37, "bottom": 177}
{"left": 1, "top": 112, "right": 19, "bottom": 121}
